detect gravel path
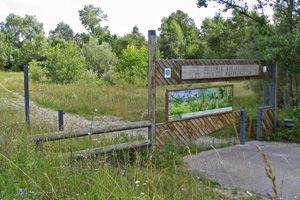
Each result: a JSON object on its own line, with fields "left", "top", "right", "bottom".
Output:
{"left": 0, "top": 82, "right": 147, "bottom": 138}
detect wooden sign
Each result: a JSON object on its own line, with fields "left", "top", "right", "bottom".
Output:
{"left": 181, "top": 64, "right": 260, "bottom": 80}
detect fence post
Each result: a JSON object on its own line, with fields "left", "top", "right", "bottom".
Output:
{"left": 148, "top": 30, "right": 156, "bottom": 145}
{"left": 256, "top": 107, "right": 263, "bottom": 140}
{"left": 58, "top": 109, "right": 64, "bottom": 131}
{"left": 240, "top": 109, "right": 246, "bottom": 144}
{"left": 24, "top": 65, "right": 30, "bottom": 127}
{"left": 269, "top": 64, "right": 276, "bottom": 108}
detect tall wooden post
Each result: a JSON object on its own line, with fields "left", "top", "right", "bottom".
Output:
{"left": 148, "top": 30, "right": 156, "bottom": 145}
{"left": 270, "top": 62, "right": 278, "bottom": 128}
{"left": 24, "top": 65, "right": 30, "bottom": 127}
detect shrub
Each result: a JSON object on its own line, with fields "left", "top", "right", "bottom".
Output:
{"left": 116, "top": 45, "right": 148, "bottom": 85}
{"left": 28, "top": 60, "right": 47, "bottom": 82}
{"left": 45, "top": 40, "right": 86, "bottom": 84}
{"left": 82, "top": 37, "right": 117, "bottom": 83}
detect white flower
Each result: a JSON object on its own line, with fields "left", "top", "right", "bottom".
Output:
{"left": 94, "top": 108, "right": 98, "bottom": 112}
{"left": 141, "top": 192, "right": 145, "bottom": 196}
{"left": 88, "top": 132, "right": 91, "bottom": 136}
{"left": 135, "top": 180, "right": 140, "bottom": 184}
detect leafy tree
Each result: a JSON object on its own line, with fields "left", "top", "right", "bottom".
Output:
{"left": 0, "top": 14, "right": 44, "bottom": 70}
{"left": 49, "top": 22, "right": 74, "bottom": 41}
{"left": 112, "top": 26, "right": 146, "bottom": 56}
{"left": 20, "top": 34, "right": 48, "bottom": 67}
{"left": 82, "top": 37, "right": 117, "bottom": 82}
{"left": 0, "top": 32, "right": 11, "bottom": 70}
{"left": 45, "top": 40, "right": 86, "bottom": 84}
{"left": 116, "top": 45, "right": 148, "bottom": 84}
{"left": 0, "top": 14, "right": 44, "bottom": 47}
{"left": 159, "top": 10, "right": 204, "bottom": 59}
{"left": 159, "top": 19, "right": 185, "bottom": 58}
{"left": 79, "top": 5, "right": 111, "bottom": 44}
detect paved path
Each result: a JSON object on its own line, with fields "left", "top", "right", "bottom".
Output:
{"left": 184, "top": 141, "right": 300, "bottom": 199}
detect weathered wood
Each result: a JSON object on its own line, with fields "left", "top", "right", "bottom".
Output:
{"left": 155, "top": 59, "right": 272, "bottom": 86}
{"left": 68, "top": 140, "right": 151, "bottom": 159}
{"left": 32, "top": 121, "right": 151, "bottom": 143}
{"left": 148, "top": 30, "right": 156, "bottom": 144}
{"left": 155, "top": 111, "right": 240, "bottom": 146}
{"left": 181, "top": 64, "right": 260, "bottom": 80}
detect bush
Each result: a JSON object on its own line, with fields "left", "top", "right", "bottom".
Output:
{"left": 28, "top": 60, "right": 47, "bottom": 82}
{"left": 116, "top": 45, "right": 148, "bottom": 85}
{"left": 45, "top": 40, "right": 86, "bottom": 84}
{"left": 82, "top": 37, "right": 117, "bottom": 83}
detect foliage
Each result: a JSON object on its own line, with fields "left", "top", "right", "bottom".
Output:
{"left": 159, "top": 10, "right": 204, "bottom": 59}
{"left": 45, "top": 40, "right": 86, "bottom": 84}
{"left": 49, "top": 22, "right": 74, "bottom": 41}
{"left": 78, "top": 4, "right": 111, "bottom": 44}
{"left": 0, "top": 32, "right": 11, "bottom": 70}
{"left": 28, "top": 60, "right": 47, "bottom": 82}
{"left": 112, "top": 26, "right": 146, "bottom": 56}
{"left": 82, "top": 37, "right": 117, "bottom": 83}
{"left": 116, "top": 45, "right": 148, "bottom": 84}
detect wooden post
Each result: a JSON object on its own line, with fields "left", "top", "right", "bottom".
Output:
{"left": 148, "top": 30, "right": 156, "bottom": 145}
{"left": 274, "top": 62, "right": 278, "bottom": 129}
{"left": 240, "top": 109, "right": 246, "bottom": 145}
{"left": 24, "top": 65, "right": 30, "bottom": 127}
{"left": 58, "top": 109, "right": 64, "bottom": 131}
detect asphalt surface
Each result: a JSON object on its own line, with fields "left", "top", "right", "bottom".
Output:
{"left": 183, "top": 141, "right": 300, "bottom": 199}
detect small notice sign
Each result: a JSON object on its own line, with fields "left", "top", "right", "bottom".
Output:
{"left": 181, "top": 64, "right": 260, "bottom": 80}
{"left": 164, "top": 68, "right": 171, "bottom": 78}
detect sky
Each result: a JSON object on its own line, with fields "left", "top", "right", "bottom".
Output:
{"left": 0, "top": 0, "right": 230, "bottom": 37}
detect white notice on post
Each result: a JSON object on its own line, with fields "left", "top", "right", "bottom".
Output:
{"left": 181, "top": 64, "right": 260, "bottom": 80}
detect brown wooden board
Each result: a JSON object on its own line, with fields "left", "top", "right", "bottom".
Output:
{"left": 155, "top": 111, "right": 240, "bottom": 146}
{"left": 261, "top": 109, "right": 275, "bottom": 134}
{"left": 156, "top": 59, "right": 272, "bottom": 86}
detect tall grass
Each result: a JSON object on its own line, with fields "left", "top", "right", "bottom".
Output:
{"left": 0, "top": 107, "right": 227, "bottom": 199}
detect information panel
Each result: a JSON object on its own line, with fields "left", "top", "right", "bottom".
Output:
{"left": 167, "top": 85, "right": 233, "bottom": 121}
{"left": 181, "top": 64, "right": 260, "bottom": 80}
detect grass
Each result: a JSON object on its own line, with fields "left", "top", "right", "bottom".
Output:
{"left": 0, "top": 72, "right": 259, "bottom": 123}
{"left": 0, "top": 107, "right": 229, "bottom": 199}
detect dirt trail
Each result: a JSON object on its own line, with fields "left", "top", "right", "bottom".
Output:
{"left": 0, "top": 82, "right": 147, "bottom": 138}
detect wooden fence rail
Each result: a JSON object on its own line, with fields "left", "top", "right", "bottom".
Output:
{"left": 32, "top": 120, "right": 151, "bottom": 143}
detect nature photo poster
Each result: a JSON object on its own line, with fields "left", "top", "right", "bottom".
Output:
{"left": 167, "top": 85, "right": 233, "bottom": 121}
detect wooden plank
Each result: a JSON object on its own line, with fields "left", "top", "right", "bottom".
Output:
{"left": 181, "top": 64, "right": 260, "bottom": 80}
{"left": 32, "top": 121, "right": 152, "bottom": 143}
{"left": 68, "top": 140, "right": 151, "bottom": 159}
{"left": 148, "top": 30, "right": 156, "bottom": 144}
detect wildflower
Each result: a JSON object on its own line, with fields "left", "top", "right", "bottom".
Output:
{"left": 141, "top": 192, "right": 145, "bottom": 196}
{"left": 135, "top": 180, "right": 140, "bottom": 185}
{"left": 18, "top": 188, "right": 24, "bottom": 196}
{"left": 88, "top": 132, "right": 91, "bottom": 136}
{"left": 94, "top": 108, "right": 98, "bottom": 112}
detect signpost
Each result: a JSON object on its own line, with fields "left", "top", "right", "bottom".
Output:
{"left": 181, "top": 64, "right": 260, "bottom": 80}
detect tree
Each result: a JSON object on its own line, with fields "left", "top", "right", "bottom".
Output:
{"left": 82, "top": 37, "right": 117, "bottom": 82}
{"left": 49, "top": 22, "right": 74, "bottom": 41}
{"left": 116, "top": 44, "right": 148, "bottom": 84}
{"left": 112, "top": 26, "right": 146, "bottom": 56}
{"left": 0, "top": 14, "right": 44, "bottom": 70}
{"left": 0, "top": 32, "right": 10, "bottom": 69}
{"left": 45, "top": 40, "right": 86, "bottom": 84}
{"left": 78, "top": 5, "right": 111, "bottom": 44}
{"left": 159, "top": 10, "right": 204, "bottom": 59}
{"left": 0, "top": 14, "right": 44, "bottom": 47}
